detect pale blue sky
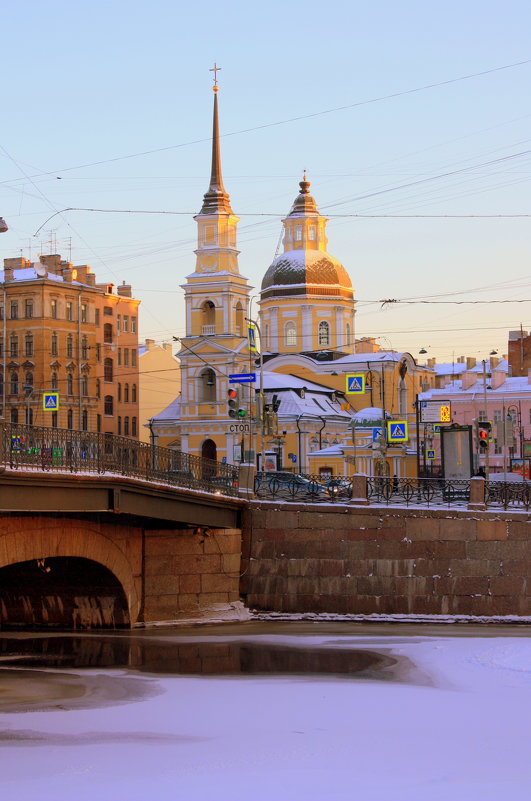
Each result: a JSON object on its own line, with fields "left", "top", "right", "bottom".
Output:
{"left": 1, "top": 0, "right": 530, "bottom": 362}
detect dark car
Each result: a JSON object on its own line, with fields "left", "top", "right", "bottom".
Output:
{"left": 254, "top": 471, "right": 328, "bottom": 499}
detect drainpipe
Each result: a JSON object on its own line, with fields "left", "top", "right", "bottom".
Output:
{"left": 318, "top": 416, "right": 326, "bottom": 449}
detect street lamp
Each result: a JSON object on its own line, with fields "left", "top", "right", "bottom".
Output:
{"left": 245, "top": 316, "right": 264, "bottom": 470}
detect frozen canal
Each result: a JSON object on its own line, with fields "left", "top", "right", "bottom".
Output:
{"left": 0, "top": 621, "right": 530, "bottom": 801}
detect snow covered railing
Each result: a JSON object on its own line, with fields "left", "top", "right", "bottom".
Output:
{"left": 0, "top": 422, "right": 240, "bottom": 498}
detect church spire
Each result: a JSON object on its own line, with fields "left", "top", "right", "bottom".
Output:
{"left": 200, "top": 65, "right": 233, "bottom": 215}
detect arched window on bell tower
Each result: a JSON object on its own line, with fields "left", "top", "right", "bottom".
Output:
{"left": 198, "top": 368, "right": 216, "bottom": 402}
{"left": 318, "top": 321, "right": 330, "bottom": 347}
{"left": 202, "top": 301, "right": 216, "bottom": 335}
{"left": 235, "top": 302, "right": 244, "bottom": 336}
{"left": 285, "top": 322, "right": 297, "bottom": 347}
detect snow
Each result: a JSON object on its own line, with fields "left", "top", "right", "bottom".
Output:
{"left": 1, "top": 625, "right": 530, "bottom": 801}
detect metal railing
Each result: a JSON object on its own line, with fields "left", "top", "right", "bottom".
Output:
{"left": 253, "top": 471, "right": 531, "bottom": 510}
{"left": 0, "top": 422, "right": 240, "bottom": 497}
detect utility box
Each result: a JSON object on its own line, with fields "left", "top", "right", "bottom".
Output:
{"left": 441, "top": 425, "right": 473, "bottom": 480}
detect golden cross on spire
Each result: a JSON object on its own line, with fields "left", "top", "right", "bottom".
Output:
{"left": 210, "top": 62, "right": 221, "bottom": 91}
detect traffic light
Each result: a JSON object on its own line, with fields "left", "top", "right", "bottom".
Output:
{"left": 227, "top": 388, "right": 246, "bottom": 419}
{"left": 271, "top": 394, "right": 281, "bottom": 413}
{"left": 478, "top": 420, "right": 491, "bottom": 451}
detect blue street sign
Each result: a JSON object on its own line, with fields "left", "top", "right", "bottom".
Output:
{"left": 372, "top": 427, "right": 383, "bottom": 442}
{"left": 345, "top": 374, "right": 365, "bottom": 394}
{"left": 426, "top": 449, "right": 436, "bottom": 460}
{"left": 42, "top": 391, "right": 59, "bottom": 411}
{"left": 387, "top": 421, "right": 408, "bottom": 442}
{"left": 248, "top": 325, "right": 257, "bottom": 353}
{"left": 291, "top": 454, "right": 297, "bottom": 463}
{"left": 433, "top": 425, "right": 441, "bottom": 435}
{"left": 229, "top": 373, "right": 256, "bottom": 383}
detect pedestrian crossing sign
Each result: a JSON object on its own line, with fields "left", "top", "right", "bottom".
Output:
{"left": 248, "top": 325, "right": 257, "bottom": 353}
{"left": 42, "top": 392, "right": 59, "bottom": 411}
{"left": 345, "top": 374, "right": 365, "bottom": 394}
{"left": 387, "top": 420, "right": 408, "bottom": 442}
{"left": 426, "top": 449, "right": 436, "bottom": 460}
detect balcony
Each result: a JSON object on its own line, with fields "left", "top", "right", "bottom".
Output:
{"left": 201, "top": 325, "right": 216, "bottom": 336}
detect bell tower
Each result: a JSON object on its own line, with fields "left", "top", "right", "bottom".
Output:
{"left": 176, "top": 68, "right": 253, "bottom": 462}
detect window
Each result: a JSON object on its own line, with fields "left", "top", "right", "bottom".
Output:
{"left": 81, "top": 336, "right": 88, "bottom": 359}
{"left": 81, "top": 304, "right": 87, "bottom": 323}
{"left": 81, "top": 375, "right": 88, "bottom": 396}
{"left": 346, "top": 323, "right": 351, "bottom": 345}
{"left": 123, "top": 348, "right": 129, "bottom": 366}
{"left": 198, "top": 368, "right": 216, "bottom": 403}
{"left": 104, "top": 323, "right": 113, "bottom": 344}
{"left": 10, "top": 334, "right": 18, "bottom": 358}
{"left": 117, "top": 416, "right": 122, "bottom": 435}
{"left": 24, "top": 333, "right": 33, "bottom": 357}
{"left": 295, "top": 226, "right": 302, "bottom": 242}
{"left": 66, "top": 301, "right": 73, "bottom": 321}
{"left": 124, "top": 416, "right": 129, "bottom": 436}
{"left": 117, "top": 314, "right": 121, "bottom": 333}
{"left": 123, "top": 315, "right": 129, "bottom": 332}
{"left": 96, "top": 378, "right": 101, "bottom": 399}
{"left": 117, "top": 348, "right": 122, "bottom": 366}
{"left": 51, "top": 333, "right": 58, "bottom": 357}
{"left": 309, "top": 226, "right": 316, "bottom": 241}
{"left": 82, "top": 409, "right": 88, "bottom": 431}
{"left": 51, "top": 372, "right": 58, "bottom": 390}
{"left": 52, "top": 410, "right": 58, "bottom": 428}
{"left": 67, "top": 373, "right": 73, "bottom": 395}
{"left": 132, "top": 417, "right": 137, "bottom": 436}
{"left": 124, "top": 383, "right": 129, "bottom": 402}
{"left": 67, "top": 409, "right": 73, "bottom": 429}
{"left": 50, "top": 299, "right": 57, "bottom": 319}
{"left": 25, "top": 407, "right": 33, "bottom": 425}
{"left": 25, "top": 372, "right": 33, "bottom": 390}
{"left": 66, "top": 334, "right": 74, "bottom": 358}
{"left": 96, "top": 343, "right": 101, "bottom": 361}
{"left": 10, "top": 372, "right": 18, "bottom": 395}
{"left": 117, "top": 382, "right": 121, "bottom": 402}
{"left": 10, "top": 301, "right": 18, "bottom": 319}
{"left": 10, "top": 408, "right": 18, "bottom": 423}
{"left": 0, "top": 304, "right": 3, "bottom": 320}
{"left": 131, "top": 383, "right": 137, "bottom": 403}
{"left": 104, "top": 395, "right": 113, "bottom": 416}
{"left": 97, "top": 414, "right": 101, "bottom": 433}
{"left": 25, "top": 299, "right": 33, "bottom": 318}
{"left": 131, "top": 317, "right": 137, "bottom": 333}
{"left": 318, "top": 321, "right": 330, "bottom": 346}
{"left": 95, "top": 309, "right": 100, "bottom": 326}
{"left": 285, "top": 322, "right": 297, "bottom": 347}
{"left": 104, "top": 358, "right": 113, "bottom": 382}
{"left": 104, "top": 306, "right": 112, "bottom": 316}
{"left": 131, "top": 349, "right": 137, "bottom": 367}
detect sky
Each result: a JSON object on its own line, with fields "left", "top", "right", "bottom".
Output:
{"left": 1, "top": 0, "right": 530, "bottom": 364}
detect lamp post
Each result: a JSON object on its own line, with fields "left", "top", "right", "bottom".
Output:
{"left": 245, "top": 316, "right": 264, "bottom": 471}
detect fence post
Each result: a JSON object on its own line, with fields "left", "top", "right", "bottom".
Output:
{"left": 468, "top": 476, "right": 486, "bottom": 511}
{"left": 239, "top": 462, "right": 256, "bottom": 499}
{"left": 350, "top": 473, "right": 369, "bottom": 505}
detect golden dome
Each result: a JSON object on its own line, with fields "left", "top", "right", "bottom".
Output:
{"left": 261, "top": 249, "right": 353, "bottom": 300}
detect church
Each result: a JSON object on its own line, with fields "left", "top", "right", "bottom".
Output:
{"left": 151, "top": 78, "right": 433, "bottom": 477}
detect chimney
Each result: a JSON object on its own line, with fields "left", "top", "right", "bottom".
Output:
{"left": 39, "top": 254, "right": 62, "bottom": 274}
{"left": 427, "top": 357, "right": 436, "bottom": 369}
{"left": 491, "top": 370, "right": 505, "bottom": 390}
{"left": 62, "top": 267, "right": 73, "bottom": 282}
{"left": 145, "top": 339, "right": 155, "bottom": 351}
{"left": 163, "top": 343, "right": 173, "bottom": 353}
{"left": 466, "top": 357, "right": 476, "bottom": 370}
{"left": 86, "top": 273, "right": 96, "bottom": 287}
{"left": 461, "top": 372, "right": 478, "bottom": 390}
{"left": 3, "top": 265, "right": 14, "bottom": 282}
{"left": 490, "top": 356, "right": 499, "bottom": 368}
{"left": 457, "top": 356, "right": 465, "bottom": 363}
{"left": 117, "top": 280, "right": 132, "bottom": 298}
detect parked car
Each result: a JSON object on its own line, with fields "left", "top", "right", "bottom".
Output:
{"left": 325, "top": 478, "right": 353, "bottom": 500}
{"left": 255, "top": 471, "right": 328, "bottom": 499}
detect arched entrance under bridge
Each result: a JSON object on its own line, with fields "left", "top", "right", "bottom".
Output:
{"left": 0, "top": 557, "right": 130, "bottom": 629}
{"left": 201, "top": 438, "right": 217, "bottom": 461}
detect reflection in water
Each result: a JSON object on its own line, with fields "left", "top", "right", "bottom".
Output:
{"left": 0, "top": 634, "right": 396, "bottom": 679}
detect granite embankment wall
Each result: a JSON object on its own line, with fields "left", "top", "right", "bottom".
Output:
{"left": 240, "top": 503, "right": 531, "bottom": 616}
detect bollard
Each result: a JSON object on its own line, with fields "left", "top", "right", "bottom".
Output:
{"left": 468, "top": 476, "right": 486, "bottom": 511}
{"left": 349, "top": 473, "right": 369, "bottom": 505}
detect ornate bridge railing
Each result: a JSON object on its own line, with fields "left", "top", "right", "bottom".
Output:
{"left": 254, "top": 471, "right": 531, "bottom": 510}
{"left": 0, "top": 422, "right": 240, "bottom": 498}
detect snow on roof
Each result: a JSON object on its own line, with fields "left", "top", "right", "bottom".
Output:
{"left": 309, "top": 444, "right": 345, "bottom": 456}
{"left": 434, "top": 359, "right": 509, "bottom": 375}
{"left": 262, "top": 371, "right": 338, "bottom": 393}
{"left": 0, "top": 266, "right": 86, "bottom": 285}
{"left": 419, "top": 374, "right": 531, "bottom": 400}
{"left": 331, "top": 351, "right": 405, "bottom": 365}
{"left": 352, "top": 407, "right": 385, "bottom": 422}
{"left": 152, "top": 395, "right": 182, "bottom": 422}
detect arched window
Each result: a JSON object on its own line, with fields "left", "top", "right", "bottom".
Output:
{"left": 104, "top": 395, "right": 113, "bottom": 416}
{"left": 124, "top": 383, "right": 129, "bottom": 403}
{"left": 51, "top": 333, "right": 58, "bottom": 356}
{"left": 264, "top": 324, "right": 269, "bottom": 351}
{"left": 81, "top": 375, "right": 88, "bottom": 396}
{"left": 10, "top": 334, "right": 18, "bottom": 358}
{"left": 67, "top": 373, "right": 73, "bottom": 395}
{"left": 235, "top": 302, "right": 244, "bottom": 335}
{"left": 82, "top": 409, "right": 88, "bottom": 431}
{"left": 103, "top": 323, "right": 113, "bottom": 344}
{"left": 24, "top": 333, "right": 33, "bottom": 357}
{"left": 67, "top": 409, "right": 73, "bottom": 429}
{"left": 198, "top": 368, "right": 216, "bottom": 402}
{"left": 10, "top": 408, "right": 18, "bottom": 423}
{"left": 318, "top": 321, "right": 330, "bottom": 346}
{"left": 131, "top": 384, "right": 137, "bottom": 403}
{"left": 10, "top": 372, "right": 18, "bottom": 395}
{"left": 285, "top": 322, "right": 297, "bottom": 347}
{"left": 51, "top": 372, "right": 58, "bottom": 390}
{"left": 66, "top": 334, "right": 74, "bottom": 358}
{"left": 346, "top": 323, "right": 351, "bottom": 346}
{"left": 81, "top": 336, "right": 88, "bottom": 359}
{"left": 104, "top": 358, "right": 113, "bottom": 382}
{"left": 201, "top": 301, "right": 216, "bottom": 334}
{"left": 25, "top": 372, "right": 33, "bottom": 390}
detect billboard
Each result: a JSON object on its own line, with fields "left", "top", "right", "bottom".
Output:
{"left": 441, "top": 425, "right": 473, "bottom": 479}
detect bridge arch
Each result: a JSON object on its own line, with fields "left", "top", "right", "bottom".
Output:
{"left": 0, "top": 519, "right": 140, "bottom": 628}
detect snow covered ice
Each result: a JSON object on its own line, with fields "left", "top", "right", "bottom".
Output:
{"left": 0, "top": 623, "right": 530, "bottom": 801}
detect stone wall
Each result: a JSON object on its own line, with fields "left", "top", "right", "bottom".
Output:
{"left": 142, "top": 527, "right": 242, "bottom": 623}
{"left": 241, "top": 503, "right": 531, "bottom": 616}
